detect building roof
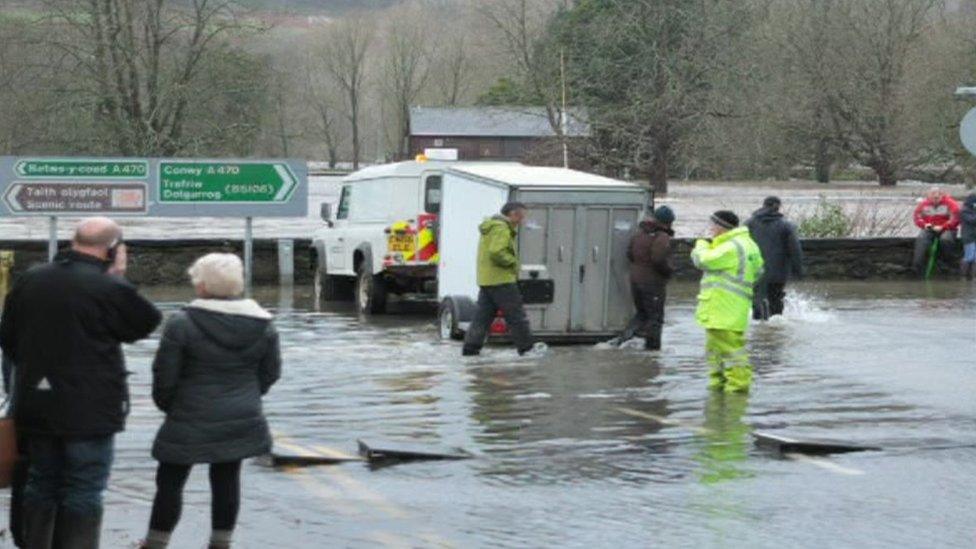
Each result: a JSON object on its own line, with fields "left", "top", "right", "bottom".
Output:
{"left": 448, "top": 164, "right": 638, "bottom": 190}
{"left": 409, "top": 107, "right": 589, "bottom": 138}
{"left": 343, "top": 161, "right": 639, "bottom": 191}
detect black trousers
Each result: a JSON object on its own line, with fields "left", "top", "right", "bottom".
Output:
{"left": 753, "top": 281, "right": 787, "bottom": 320}
{"left": 148, "top": 461, "right": 242, "bottom": 533}
{"left": 462, "top": 283, "right": 535, "bottom": 355}
{"left": 621, "top": 283, "right": 666, "bottom": 350}
{"left": 10, "top": 433, "right": 29, "bottom": 547}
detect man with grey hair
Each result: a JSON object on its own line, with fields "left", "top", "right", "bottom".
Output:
{"left": 1, "top": 217, "right": 161, "bottom": 548}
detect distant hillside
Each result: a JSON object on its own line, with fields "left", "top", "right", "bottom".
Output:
{"left": 236, "top": 0, "right": 403, "bottom": 14}
{"left": 3, "top": 0, "right": 404, "bottom": 16}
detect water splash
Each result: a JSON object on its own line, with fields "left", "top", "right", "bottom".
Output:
{"left": 775, "top": 290, "right": 836, "bottom": 324}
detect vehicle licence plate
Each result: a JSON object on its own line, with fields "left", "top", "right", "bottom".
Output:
{"left": 388, "top": 234, "right": 414, "bottom": 253}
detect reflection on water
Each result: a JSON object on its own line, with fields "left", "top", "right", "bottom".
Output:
{"left": 698, "top": 392, "right": 752, "bottom": 485}
{"left": 17, "top": 280, "right": 972, "bottom": 548}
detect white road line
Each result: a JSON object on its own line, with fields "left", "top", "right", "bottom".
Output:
{"left": 783, "top": 452, "right": 865, "bottom": 476}
{"left": 616, "top": 407, "right": 712, "bottom": 435}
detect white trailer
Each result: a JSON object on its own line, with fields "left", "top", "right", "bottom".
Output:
{"left": 436, "top": 163, "right": 650, "bottom": 343}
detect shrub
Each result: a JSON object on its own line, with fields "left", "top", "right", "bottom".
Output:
{"left": 797, "top": 195, "right": 852, "bottom": 237}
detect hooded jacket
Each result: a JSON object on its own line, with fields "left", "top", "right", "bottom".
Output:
{"left": 913, "top": 196, "right": 960, "bottom": 231}
{"left": 627, "top": 220, "right": 674, "bottom": 288}
{"left": 746, "top": 207, "right": 804, "bottom": 284}
{"left": 0, "top": 250, "right": 161, "bottom": 436}
{"left": 960, "top": 195, "right": 976, "bottom": 244}
{"left": 476, "top": 215, "right": 519, "bottom": 287}
{"left": 151, "top": 299, "right": 281, "bottom": 464}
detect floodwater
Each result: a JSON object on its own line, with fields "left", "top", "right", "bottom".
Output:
{"left": 0, "top": 177, "right": 965, "bottom": 240}
{"left": 3, "top": 281, "right": 975, "bottom": 548}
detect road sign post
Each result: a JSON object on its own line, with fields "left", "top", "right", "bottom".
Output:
{"left": 48, "top": 216, "right": 57, "bottom": 261}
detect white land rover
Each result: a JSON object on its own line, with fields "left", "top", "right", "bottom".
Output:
{"left": 313, "top": 160, "right": 445, "bottom": 314}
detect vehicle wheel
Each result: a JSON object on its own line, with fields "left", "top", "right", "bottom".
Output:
{"left": 356, "top": 265, "right": 387, "bottom": 314}
{"left": 438, "top": 299, "right": 464, "bottom": 340}
{"left": 318, "top": 269, "right": 354, "bottom": 302}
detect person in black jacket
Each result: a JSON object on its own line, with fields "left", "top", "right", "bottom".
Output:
{"left": 960, "top": 194, "right": 976, "bottom": 280}
{"left": 140, "top": 253, "right": 281, "bottom": 549}
{"left": 0, "top": 217, "right": 162, "bottom": 549}
{"left": 747, "top": 196, "right": 804, "bottom": 320}
{"left": 607, "top": 206, "right": 675, "bottom": 350}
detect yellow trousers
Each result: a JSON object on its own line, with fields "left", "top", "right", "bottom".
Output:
{"left": 705, "top": 329, "right": 752, "bottom": 393}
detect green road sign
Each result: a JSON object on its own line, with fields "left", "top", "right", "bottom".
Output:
{"left": 15, "top": 158, "right": 148, "bottom": 179}
{"left": 159, "top": 161, "right": 299, "bottom": 203}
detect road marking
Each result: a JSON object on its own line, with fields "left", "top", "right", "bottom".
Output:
{"left": 783, "top": 452, "right": 865, "bottom": 476}
{"left": 616, "top": 407, "right": 712, "bottom": 435}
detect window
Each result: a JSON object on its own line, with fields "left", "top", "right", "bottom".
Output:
{"left": 424, "top": 175, "right": 442, "bottom": 214}
{"left": 336, "top": 185, "right": 352, "bottom": 220}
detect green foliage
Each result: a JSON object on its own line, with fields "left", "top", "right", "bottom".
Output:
{"left": 797, "top": 195, "right": 852, "bottom": 237}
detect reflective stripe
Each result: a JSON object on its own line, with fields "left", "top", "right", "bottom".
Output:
{"left": 730, "top": 239, "right": 746, "bottom": 279}
{"left": 704, "top": 271, "right": 752, "bottom": 290}
{"left": 701, "top": 281, "right": 753, "bottom": 300}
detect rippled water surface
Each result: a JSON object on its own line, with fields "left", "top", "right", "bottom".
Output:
{"left": 3, "top": 281, "right": 975, "bottom": 548}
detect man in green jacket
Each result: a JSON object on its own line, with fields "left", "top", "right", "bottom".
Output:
{"left": 691, "top": 211, "right": 764, "bottom": 393}
{"left": 462, "top": 202, "right": 537, "bottom": 356}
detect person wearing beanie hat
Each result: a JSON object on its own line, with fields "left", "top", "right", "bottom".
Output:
{"left": 746, "top": 196, "right": 804, "bottom": 319}
{"left": 690, "top": 211, "right": 764, "bottom": 393}
{"left": 606, "top": 205, "right": 676, "bottom": 350}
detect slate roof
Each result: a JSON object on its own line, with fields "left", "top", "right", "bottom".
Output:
{"left": 409, "top": 106, "right": 589, "bottom": 138}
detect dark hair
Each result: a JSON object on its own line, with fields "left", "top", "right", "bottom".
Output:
{"left": 763, "top": 196, "right": 782, "bottom": 209}
{"left": 501, "top": 201, "right": 528, "bottom": 216}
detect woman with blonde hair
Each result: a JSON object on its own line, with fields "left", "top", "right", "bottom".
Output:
{"left": 140, "top": 253, "right": 281, "bottom": 549}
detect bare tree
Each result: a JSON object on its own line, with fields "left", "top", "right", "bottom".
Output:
{"left": 316, "top": 17, "right": 373, "bottom": 169}
{"left": 303, "top": 57, "right": 343, "bottom": 167}
{"left": 381, "top": 5, "right": 431, "bottom": 159}
{"left": 40, "top": 0, "right": 258, "bottom": 156}
{"left": 478, "top": 0, "right": 567, "bottom": 144}
{"left": 810, "top": 0, "right": 942, "bottom": 186}
{"left": 432, "top": 29, "right": 474, "bottom": 106}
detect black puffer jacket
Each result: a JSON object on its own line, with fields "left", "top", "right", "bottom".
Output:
{"left": 747, "top": 207, "right": 804, "bottom": 284}
{"left": 960, "top": 194, "right": 976, "bottom": 244}
{"left": 151, "top": 299, "right": 281, "bottom": 464}
{"left": 0, "top": 251, "right": 161, "bottom": 436}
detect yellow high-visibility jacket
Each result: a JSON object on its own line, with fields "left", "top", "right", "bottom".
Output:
{"left": 691, "top": 227, "right": 764, "bottom": 332}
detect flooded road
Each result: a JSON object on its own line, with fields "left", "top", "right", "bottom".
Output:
{"left": 4, "top": 281, "right": 975, "bottom": 548}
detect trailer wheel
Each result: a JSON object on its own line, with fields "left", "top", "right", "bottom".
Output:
{"left": 438, "top": 299, "right": 464, "bottom": 340}
{"left": 356, "top": 265, "right": 387, "bottom": 314}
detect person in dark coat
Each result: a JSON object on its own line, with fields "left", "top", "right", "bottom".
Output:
{"left": 0, "top": 217, "right": 162, "bottom": 549}
{"left": 609, "top": 205, "right": 675, "bottom": 350}
{"left": 747, "top": 196, "right": 804, "bottom": 320}
{"left": 140, "top": 253, "right": 281, "bottom": 549}
{"left": 959, "top": 193, "right": 976, "bottom": 280}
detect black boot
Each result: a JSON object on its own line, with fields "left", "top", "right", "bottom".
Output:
{"left": 22, "top": 503, "right": 56, "bottom": 549}
{"left": 52, "top": 509, "right": 102, "bottom": 549}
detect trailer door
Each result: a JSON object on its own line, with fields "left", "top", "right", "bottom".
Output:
{"left": 577, "top": 206, "right": 641, "bottom": 332}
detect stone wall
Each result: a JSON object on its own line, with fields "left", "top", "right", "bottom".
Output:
{"left": 0, "top": 237, "right": 948, "bottom": 286}
{"left": 670, "top": 238, "right": 922, "bottom": 280}
{"left": 0, "top": 239, "right": 316, "bottom": 286}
